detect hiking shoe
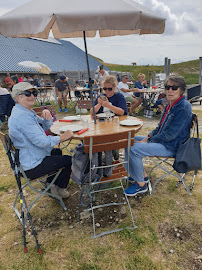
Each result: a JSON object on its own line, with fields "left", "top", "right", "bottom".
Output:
{"left": 129, "top": 176, "right": 149, "bottom": 184}
{"left": 124, "top": 182, "right": 148, "bottom": 196}
{"left": 58, "top": 107, "right": 62, "bottom": 112}
{"left": 50, "top": 186, "right": 60, "bottom": 197}
{"left": 57, "top": 188, "right": 70, "bottom": 199}
{"left": 64, "top": 108, "right": 68, "bottom": 112}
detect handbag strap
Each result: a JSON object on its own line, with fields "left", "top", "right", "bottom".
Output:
{"left": 191, "top": 114, "right": 199, "bottom": 139}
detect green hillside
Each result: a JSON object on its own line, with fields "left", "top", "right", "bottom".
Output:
{"left": 94, "top": 58, "right": 200, "bottom": 85}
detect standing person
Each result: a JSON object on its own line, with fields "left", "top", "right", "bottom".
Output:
{"left": 9, "top": 82, "right": 73, "bottom": 198}
{"left": 117, "top": 75, "right": 139, "bottom": 116}
{"left": 33, "top": 75, "right": 40, "bottom": 87}
{"left": 4, "top": 73, "right": 12, "bottom": 90}
{"left": 90, "top": 75, "right": 127, "bottom": 116}
{"left": 133, "top": 73, "right": 148, "bottom": 111}
{"left": 10, "top": 75, "right": 19, "bottom": 92}
{"left": 97, "top": 65, "right": 109, "bottom": 88}
{"left": 55, "top": 75, "right": 71, "bottom": 112}
{"left": 124, "top": 74, "right": 192, "bottom": 196}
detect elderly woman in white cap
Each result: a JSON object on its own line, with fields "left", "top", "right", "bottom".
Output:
{"left": 8, "top": 82, "right": 73, "bottom": 198}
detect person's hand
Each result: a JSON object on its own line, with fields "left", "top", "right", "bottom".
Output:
{"left": 101, "top": 97, "right": 110, "bottom": 108}
{"left": 60, "top": 130, "right": 74, "bottom": 142}
{"left": 133, "top": 88, "right": 140, "bottom": 92}
{"left": 140, "top": 136, "right": 149, "bottom": 143}
{"left": 98, "top": 97, "right": 103, "bottom": 106}
{"left": 143, "top": 80, "right": 147, "bottom": 85}
{"left": 41, "top": 109, "right": 52, "bottom": 120}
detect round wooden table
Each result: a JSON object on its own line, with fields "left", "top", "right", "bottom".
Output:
{"left": 50, "top": 115, "right": 143, "bottom": 140}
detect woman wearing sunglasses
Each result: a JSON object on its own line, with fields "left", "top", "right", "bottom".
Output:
{"left": 90, "top": 75, "right": 128, "bottom": 116}
{"left": 125, "top": 74, "right": 192, "bottom": 196}
{"left": 8, "top": 82, "right": 73, "bottom": 198}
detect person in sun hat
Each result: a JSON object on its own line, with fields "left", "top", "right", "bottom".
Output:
{"left": 8, "top": 82, "right": 73, "bottom": 199}
{"left": 55, "top": 75, "right": 71, "bottom": 112}
{"left": 124, "top": 74, "right": 192, "bottom": 197}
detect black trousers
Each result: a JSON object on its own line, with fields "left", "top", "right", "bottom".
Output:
{"left": 25, "top": 149, "right": 72, "bottom": 188}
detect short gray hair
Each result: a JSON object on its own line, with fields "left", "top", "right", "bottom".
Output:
{"left": 164, "top": 74, "right": 186, "bottom": 94}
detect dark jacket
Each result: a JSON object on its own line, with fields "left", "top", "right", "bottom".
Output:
{"left": 0, "top": 91, "right": 15, "bottom": 122}
{"left": 148, "top": 96, "right": 192, "bottom": 152}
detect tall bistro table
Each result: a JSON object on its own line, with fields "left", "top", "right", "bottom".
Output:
{"left": 133, "top": 88, "right": 165, "bottom": 118}
{"left": 50, "top": 115, "right": 143, "bottom": 140}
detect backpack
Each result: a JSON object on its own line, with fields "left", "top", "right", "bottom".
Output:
{"left": 71, "top": 143, "right": 113, "bottom": 185}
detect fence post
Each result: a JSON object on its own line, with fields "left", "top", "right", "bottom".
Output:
{"left": 164, "top": 57, "right": 168, "bottom": 75}
{"left": 199, "top": 57, "right": 202, "bottom": 85}
{"left": 152, "top": 71, "right": 156, "bottom": 86}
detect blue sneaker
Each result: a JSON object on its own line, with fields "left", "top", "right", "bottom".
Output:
{"left": 58, "top": 107, "right": 62, "bottom": 112}
{"left": 129, "top": 176, "right": 149, "bottom": 184}
{"left": 124, "top": 182, "right": 148, "bottom": 196}
{"left": 64, "top": 108, "right": 68, "bottom": 112}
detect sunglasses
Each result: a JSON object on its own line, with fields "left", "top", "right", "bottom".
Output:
{"left": 165, "top": 85, "right": 179, "bottom": 91}
{"left": 103, "top": 87, "right": 113, "bottom": 91}
{"left": 20, "top": 90, "right": 38, "bottom": 97}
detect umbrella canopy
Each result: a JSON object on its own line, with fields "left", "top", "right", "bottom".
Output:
{"left": 18, "top": 61, "right": 51, "bottom": 74}
{"left": 0, "top": 0, "right": 165, "bottom": 124}
{"left": 0, "top": 0, "right": 165, "bottom": 38}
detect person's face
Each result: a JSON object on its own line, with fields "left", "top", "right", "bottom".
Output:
{"left": 10, "top": 78, "right": 15, "bottom": 85}
{"left": 138, "top": 75, "right": 145, "bottom": 82}
{"left": 165, "top": 80, "right": 182, "bottom": 105}
{"left": 122, "top": 76, "right": 129, "bottom": 83}
{"left": 99, "top": 69, "right": 104, "bottom": 75}
{"left": 103, "top": 82, "right": 115, "bottom": 97}
{"left": 15, "top": 89, "right": 37, "bottom": 110}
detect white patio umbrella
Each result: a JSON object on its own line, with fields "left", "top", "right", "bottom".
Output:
{"left": 0, "top": 0, "right": 165, "bottom": 123}
{"left": 18, "top": 61, "right": 51, "bottom": 74}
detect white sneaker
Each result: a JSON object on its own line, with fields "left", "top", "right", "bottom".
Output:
{"left": 57, "top": 188, "right": 70, "bottom": 199}
{"left": 50, "top": 186, "right": 60, "bottom": 197}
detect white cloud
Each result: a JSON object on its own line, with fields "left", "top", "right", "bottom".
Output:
{"left": 137, "top": 0, "right": 198, "bottom": 35}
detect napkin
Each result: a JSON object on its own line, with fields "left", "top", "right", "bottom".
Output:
{"left": 77, "top": 128, "right": 89, "bottom": 135}
{"left": 59, "top": 119, "right": 73, "bottom": 122}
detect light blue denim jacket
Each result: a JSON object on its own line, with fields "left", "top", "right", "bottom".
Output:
{"left": 8, "top": 104, "right": 60, "bottom": 171}
{"left": 148, "top": 96, "right": 192, "bottom": 152}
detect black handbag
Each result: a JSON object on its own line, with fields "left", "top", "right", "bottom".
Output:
{"left": 173, "top": 115, "right": 201, "bottom": 173}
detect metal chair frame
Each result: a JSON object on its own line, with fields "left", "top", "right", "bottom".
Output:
{"left": 148, "top": 113, "right": 199, "bottom": 196}
{"left": 79, "top": 130, "right": 137, "bottom": 239}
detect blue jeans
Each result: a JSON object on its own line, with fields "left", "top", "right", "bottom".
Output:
{"left": 126, "top": 136, "right": 175, "bottom": 182}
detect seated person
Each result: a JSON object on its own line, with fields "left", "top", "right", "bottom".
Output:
{"left": 74, "top": 81, "right": 82, "bottom": 98}
{"left": 117, "top": 75, "right": 138, "bottom": 116}
{"left": 124, "top": 74, "right": 192, "bottom": 196}
{"left": 8, "top": 82, "right": 73, "bottom": 198}
{"left": 133, "top": 73, "right": 148, "bottom": 111}
{"left": 154, "top": 93, "right": 169, "bottom": 114}
{"left": 0, "top": 80, "right": 15, "bottom": 124}
{"left": 90, "top": 75, "right": 127, "bottom": 116}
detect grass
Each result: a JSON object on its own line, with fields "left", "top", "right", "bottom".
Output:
{"left": 0, "top": 106, "right": 202, "bottom": 270}
{"left": 103, "top": 59, "right": 200, "bottom": 85}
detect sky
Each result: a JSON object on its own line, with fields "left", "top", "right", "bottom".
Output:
{"left": 0, "top": 0, "right": 202, "bottom": 66}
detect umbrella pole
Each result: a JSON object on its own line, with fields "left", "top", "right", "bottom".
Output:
{"left": 83, "top": 31, "right": 96, "bottom": 124}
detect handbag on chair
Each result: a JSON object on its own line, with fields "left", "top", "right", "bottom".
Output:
{"left": 173, "top": 114, "right": 201, "bottom": 173}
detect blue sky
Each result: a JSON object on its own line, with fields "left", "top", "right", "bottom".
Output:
{"left": 0, "top": 0, "right": 201, "bottom": 65}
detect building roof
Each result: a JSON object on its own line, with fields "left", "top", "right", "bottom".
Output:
{"left": 0, "top": 35, "right": 108, "bottom": 73}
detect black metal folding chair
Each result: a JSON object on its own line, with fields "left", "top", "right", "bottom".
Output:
{"left": 148, "top": 114, "right": 200, "bottom": 196}
{"left": 0, "top": 132, "right": 67, "bottom": 252}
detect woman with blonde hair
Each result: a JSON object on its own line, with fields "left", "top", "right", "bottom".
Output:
{"left": 90, "top": 75, "right": 127, "bottom": 116}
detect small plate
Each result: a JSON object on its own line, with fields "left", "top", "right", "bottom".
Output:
{"left": 119, "top": 120, "right": 142, "bottom": 126}
{"left": 96, "top": 112, "right": 115, "bottom": 118}
{"left": 63, "top": 116, "right": 81, "bottom": 121}
{"left": 59, "top": 125, "right": 83, "bottom": 133}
